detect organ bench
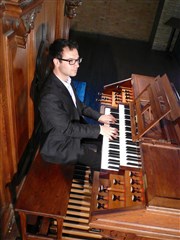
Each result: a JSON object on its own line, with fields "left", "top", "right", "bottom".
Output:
{"left": 15, "top": 153, "right": 74, "bottom": 240}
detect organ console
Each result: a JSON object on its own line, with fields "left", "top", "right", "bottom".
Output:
{"left": 89, "top": 74, "right": 180, "bottom": 240}
{"left": 12, "top": 38, "right": 179, "bottom": 239}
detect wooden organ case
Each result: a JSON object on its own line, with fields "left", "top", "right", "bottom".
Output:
{"left": 89, "top": 74, "right": 180, "bottom": 240}
{"left": 0, "top": 0, "right": 83, "bottom": 238}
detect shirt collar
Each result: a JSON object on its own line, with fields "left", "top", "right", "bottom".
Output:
{"left": 60, "top": 76, "right": 71, "bottom": 88}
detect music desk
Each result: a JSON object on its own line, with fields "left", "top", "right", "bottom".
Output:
{"left": 15, "top": 153, "right": 74, "bottom": 240}
{"left": 165, "top": 17, "right": 180, "bottom": 52}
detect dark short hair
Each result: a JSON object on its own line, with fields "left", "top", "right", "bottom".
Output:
{"left": 49, "top": 39, "right": 79, "bottom": 60}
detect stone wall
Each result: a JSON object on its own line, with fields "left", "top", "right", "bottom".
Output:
{"left": 71, "top": 0, "right": 159, "bottom": 41}
{"left": 152, "top": 0, "right": 180, "bottom": 50}
{"left": 71, "top": 0, "right": 180, "bottom": 51}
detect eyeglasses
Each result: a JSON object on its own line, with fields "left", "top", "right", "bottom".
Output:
{"left": 58, "top": 57, "right": 83, "bottom": 65}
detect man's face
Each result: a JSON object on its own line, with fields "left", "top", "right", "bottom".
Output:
{"left": 54, "top": 47, "right": 80, "bottom": 81}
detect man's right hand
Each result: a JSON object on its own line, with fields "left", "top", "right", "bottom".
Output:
{"left": 100, "top": 125, "right": 119, "bottom": 140}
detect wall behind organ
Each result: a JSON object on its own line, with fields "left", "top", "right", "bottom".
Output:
{"left": 70, "top": 0, "right": 159, "bottom": 42}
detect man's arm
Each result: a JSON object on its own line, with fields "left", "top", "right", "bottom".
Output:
{"left": 39, "top": 94, "right": 100, "bottom": 139}
{"left": 77, "top": 98, "right": 119, "bottom": 140}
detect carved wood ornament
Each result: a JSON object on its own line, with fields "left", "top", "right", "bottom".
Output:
{"left": 2, "top": 0, "right": 43, "bottom": 48}
{"left": 65, "top": 0, "right": 82, "bottom": 19}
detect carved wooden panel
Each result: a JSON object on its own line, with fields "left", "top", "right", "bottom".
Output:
{"left": 0, "top": 0, "right": 76, "bottom": 237}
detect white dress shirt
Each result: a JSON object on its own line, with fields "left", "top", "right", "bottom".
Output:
{"left": 61, "top": 77, "right": 77, "bottom": 107}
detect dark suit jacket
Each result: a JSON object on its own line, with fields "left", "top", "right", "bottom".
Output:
{"left": 38, "top": 73, "right": 101, "bottom": 164}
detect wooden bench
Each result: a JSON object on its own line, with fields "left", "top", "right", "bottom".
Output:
{"left": 15, "top": 153, "right": 74, "bottom": 240}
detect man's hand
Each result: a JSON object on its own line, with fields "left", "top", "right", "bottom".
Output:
{"left": 100, "top": 125, "right": 119, "bottom": 140}
{"left": 98, "top": 114, "right": 116, "bottom": 125}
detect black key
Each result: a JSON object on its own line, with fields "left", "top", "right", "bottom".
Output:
{"left": 127, "top": 149, "right": 140, "bottom": 155}
{"left": 126, "top": 132, "right": 132, "bottom": 137}
{"left": 125, "top": 115, "right": 130, "bottom": 120}
{"left": 108, "top": 161, "right": 119, "bottom": 166}
{"left": 110, "top": 123, "right": 119, "bottom": 128}
{"left": 127, "top": 146, "right": 140, "bottom": 151}
{"left": 109, "top": 149, "right": 119, "bottom": 154}
{"left": 127, "top": 162, "right": 140, "bottom": 167}
{"left": 126, "top": 140, "right": 138, "bottom": 146}
{"left": 108, "top": 153, "right": 120, "bottom": 158}
{"left": 108, "top": 158, "right": 120, "bottom": 162}
{"left": 125, "top": 120, "right": 131, "bottom": 125}
{"left": 109, "top": 153, "right": 120, "bottom": 158}
{"left": 127, "top": 157, "right": 138, "bottom": 161}
{"left": 109, "top": 138, "right": 119, "bottom": 143}
{"left": 111, "top": 108, "right": 119, "bottom": 114}
{"left": 109, "top": 144, "right": 119, "bottom": 149}
{"left": 108, "top": 165, "right": 119, "bottom": 170}
{"left": 125, "top": 109, "right": 130, "bottom": 115}
{"left": 125, "top": 126, "right": 131, "bottom": 131}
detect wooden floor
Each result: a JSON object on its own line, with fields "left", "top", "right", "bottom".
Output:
{"left": 6, "top": 31, "right": 180, "bottom": 240}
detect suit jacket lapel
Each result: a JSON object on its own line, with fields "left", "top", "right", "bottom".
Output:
{"left": 55, "top": 75, "right": 81, "bottom": 115}
{"left": 53, "top": 75, "right": 75, "bottom": 105}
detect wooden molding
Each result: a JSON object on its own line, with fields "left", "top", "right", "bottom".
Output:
{"left": 65, "top": 0, "right": 82, "bottom": 19}
{"left": 2, "top": 0, "right": 43, "bottom": 48}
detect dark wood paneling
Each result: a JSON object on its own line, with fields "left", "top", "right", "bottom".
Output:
{"left": 0, "top": 0, "right": 71, "bottom": 237}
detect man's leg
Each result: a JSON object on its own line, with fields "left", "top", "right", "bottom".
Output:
{"left": 77, "top": 141, "right": 102, "bottom": 182}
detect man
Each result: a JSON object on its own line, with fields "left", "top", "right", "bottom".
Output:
{"left": 38, "top": 39, "right": 118, "bottom": 178}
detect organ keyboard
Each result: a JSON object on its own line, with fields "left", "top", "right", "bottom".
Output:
{"left": 101, "top": 104, "right": 141, "bottom": 171}
{"left": 90, "top": 74, "right": 180, "bottom": 240}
